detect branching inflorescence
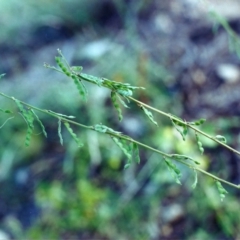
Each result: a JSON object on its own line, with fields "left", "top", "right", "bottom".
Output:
{"left": 0, "top": 49, "right": 239, "bottom": 202}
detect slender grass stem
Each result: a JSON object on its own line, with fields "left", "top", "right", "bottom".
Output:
{"left": 128, "top": 96, "right": 240, "bottom": 157}
{"left": 1, "top": 90, "right": 238, "bottom": 189}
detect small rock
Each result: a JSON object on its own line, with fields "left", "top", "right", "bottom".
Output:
{"left": 216, "top": 63, "right": 240, "bottom": 83}
{"left": 161, "top": 203, "right": 184, "bottom": 223}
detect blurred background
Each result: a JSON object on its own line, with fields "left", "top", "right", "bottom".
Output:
{"left": 0, "top": 0, "right": 240, "bottom": 239}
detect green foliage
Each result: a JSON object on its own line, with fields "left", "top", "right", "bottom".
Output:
{"left": 215, "top": 135, "right": 227, "bottom": 144}
{"left": 116, "top": 94, "right": 129, "bottom": 108}
{"left": 31, "top": 109, "right": 47, "bottom": 138}
{"left": 93, "top": 124, "right": 121, "bottom": 135}
{"left": 170, "top": 115, "right": 188, "bottom": 141}
{"left": 141, "top": 105, "right": 158, "bottom": 126}
{"left": 29, "top": 179, "right": 109, "bottom": 238}
{"left": 14, "top": 99, "right": 35, "bottom": 146}
{"left": 1, "top": 46, "right": 240, "bottom": 239}
{"left": 164, "top": 158, "right": 181, "bottom": 184}
{"left": 93, "top": 124, "right": 140, "bottom": 168}
{"left": 64, "top": 122, "right": 83, "bottom": 147}
{"left": 1, "top": 49, "right": 239, "bottom": 192}
{"left": 24, "top": 111, "right": 34, "bottom": 147}
{"left": 189, "top": 118, "right": 206, "bottom": 126}
{"left": 216, "top": 181, "right": 228, "bottom": 201}
{"left": 195, "top": 132, "right": 204, "bottom": 155}
{"left": 79, "top": 73, "right": 103, "bottom": 86}
{"left": 55, "top": 49, "right": 88, "bottom": 101}
{"left": 1, "top": 3, "right": 239, "bottom": 239}
{"left": 111, "top": 91, "right": 123, "bottom": 121}
{"left": 169, "top": 154, "right": 200, "bottom": 165}
{"left": 112, "top": 137, "right": 140, "bottom": 169}
{"left": 192, "top": 169, "right": 198, "bottom": 189}
{"left": 72, "top": 75, "right": 88, "bottom": 101}
{"left": 55, "top": 56, "right": 71, "bottom": 77}
{"left": 132, "top": 142, "right": 140, "bottom": 164}
{"left": 58, "top": 119, "right": 63, "bottom": 145}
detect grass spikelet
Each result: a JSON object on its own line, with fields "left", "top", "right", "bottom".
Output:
{"left": 216, "top": 181, "right": 228, "bottom": 201}
{"left": 13, "top": 99, "right": 35, "bottom": 146}
{"left": 164, "top": 158, "right": 181, "bottom": 184}
{"left": 141, "top": 106, "right": 158, "bottom": 126}
{"left": 195, "top": 132, "right": 204, "bottom": 154}
{"left": 111, "top": 91, "right": 123, "bottom": 121}
{"left": 64, "top": 121, "right": 83, "bottom": 147}
{"left": 24, "top": 110, "right": 34, "bottom": 146}
{"left": 31, "top": 109, "right": 47, "bottom": 138}
{"left": 71, "top": 75, "right": 88, "bottom": 101}
{"left": 58, "top": 119, "right": 63, "bottom": 145}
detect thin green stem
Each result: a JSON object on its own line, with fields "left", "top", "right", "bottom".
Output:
{"left": 0, "top": 92, "right": 93, "bottom": 131}
{"left": 0, "top": 91, "right": 239, "bottom": 189}
{"left": 5, "top": 55, "right": 240, "bottom": 189}
{"left": 46, "top": 51, "right": 240, "bottom": 157}
{"left": 128, "top": 96, "right": 240, "bottom": 157}
{"left": 176, "top": 159, "right": 240, "bottom": 189}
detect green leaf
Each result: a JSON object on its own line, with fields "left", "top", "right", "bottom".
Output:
{"left": 14, "top": 99, "right": 27, "bottom": 115}
{"left": 189, "top": 118, "right": 206, "bottom": 126}
{"left": 101, "top": 77, "right": 144, "bottom": 96}
{"left": 141, "top": 106, "right": 158, "bottom": 126}
{"left": 169, "top": 154, "right": 200, "bottom": 165}
{"left": 112, "top": 136, "right": 139, "bottom": 169}
{"left": 111, "top": 91, "right": 123, "bottom": 121}
{"left": 25, "top": 126, "right": 33, "bottom": 146}
{"left": 31, "top": 110, "right": 47, "bottom": 138}
{"left": 14, "top": 99, "right": 29, "bottom": 122}
{"left": 169, "top": 154, "right": 189, "bottom": 160}
{"left": 64, "top": 122, "right": 83, "bottom": 147}
{"left": 94, "top": 124, "right": 108, "bottom": 133}
{"left": 169, "top": 115, "right": 189, "bottom": 140}
{"left": 132, "top": 142, "right": 140, "bottom": 164}
{"left": 117, "top": 94, "right": 129, "bottom": 108}
{"left": 171, "top": 118, "right": 188, "bottom": 141}
{"left": 94, "top": 124, "right": 121, "bottom": 135}
{"left": 13, "top": 99, "right": 35, "bottom": 146}
{"left": 54, "top": 49, "right": 72, "bottom": 76}
{"left": 24, "top": 110, "right": 35, "bottom": 146}
{"left": 70, "top": 66, "right": 83, "bottom": 72}
{"left": 195, "top": 132, "right": 204, "bottom": 155}
{"left": 79, "top": 73, "right": 103, "bottom": 86}
{"left": 58, "top": 119, "right": 63, "bottom": 145}
{"left": 71, "top": 75, "right": 88, "bottom": 101}
{"left": 215, "top": 135, "right": 227, "bottom": 144}
{"left": 182, "top": 125, "right": 188, "bottom": 138}
{"left": 116, "top": 89, "right": 132, "bottom": 97}
{"left": 216, "top": 181, "right": 228, "bottom": 201}
{"left": 112, "top": 137, "right": 132, "bottom": 160}
{"left": 192, "top": 169, "right": 198, "bottom": 189}
{"left": 55, "top": 56, "right": 71, "bottom": 76}
{"left": 57, "top": 49, "right": 70, "bottom": 67}
{"left": 170, "top": 114, "right": 185, "bottom": 127}
{"left": 127, "top": 85, "right": 145, "bottom": 91}
{"left": 164, "top": 158, "right": 181, "bottom": 185}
